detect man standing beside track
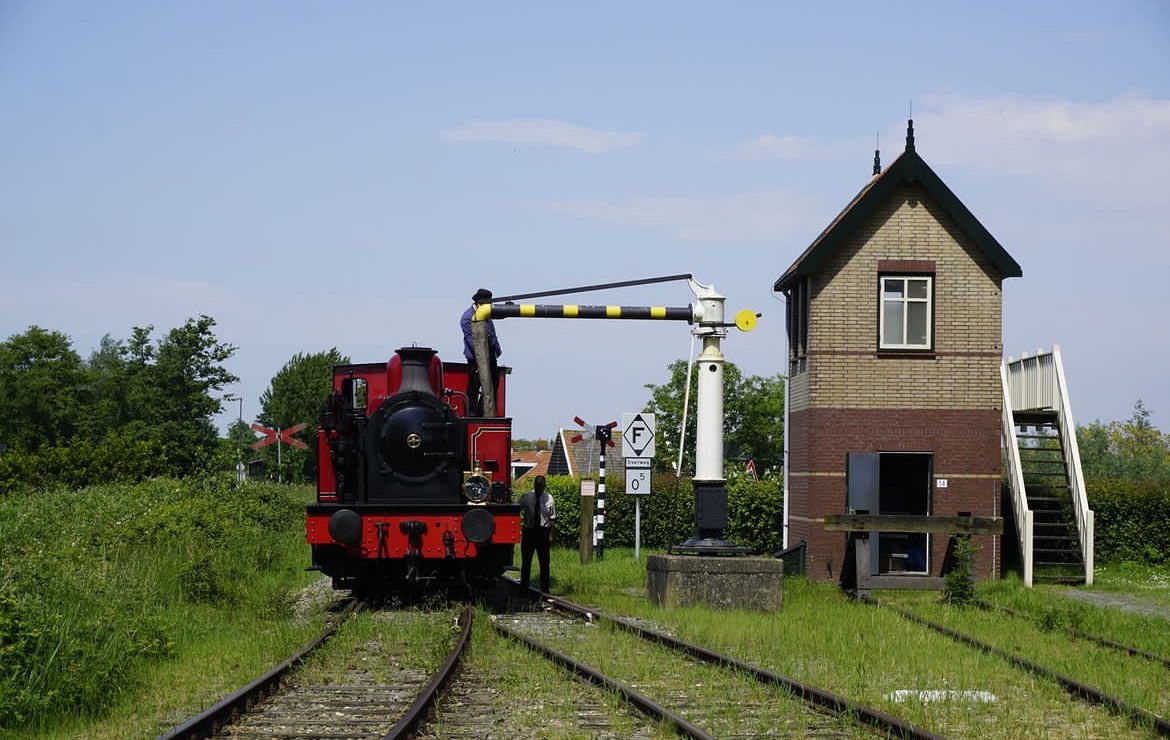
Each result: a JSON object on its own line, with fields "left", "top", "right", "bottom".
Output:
{"left": 518, "top": 475, "right": 554, "bottom": 593}
{"left": 460, "top": 287, "right": 501, "bottom": 416}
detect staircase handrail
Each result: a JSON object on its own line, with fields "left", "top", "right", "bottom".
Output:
{"left": 1000, "top": 360, "right": 1034, "bottom": 586}
{"left": 1051, "top": 345, "right": 1094, "bottom": 585}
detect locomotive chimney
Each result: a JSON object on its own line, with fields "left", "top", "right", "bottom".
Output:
{"left": 395, "top": 347, "right": 439, "bottom": 394}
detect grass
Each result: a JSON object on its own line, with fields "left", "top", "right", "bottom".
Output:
{"left": 467, "top": 615, "right": 677, "bottom": 739}
{"left": 6, "top": 491, "right": 1165, "bottom": 740}
{"left": 0, "top": 477, "right": 322, "bottom": 738}
{"left": 1091, "top": 561, "right": 1170, "bottom": 609}
{"left": 881, "top": 590, "right": 1170, "bottom": 719}
{"left": 542, "top": 546, "right": 1154, "bottom": 739}
{"left": 981, "top": 573, "right": 1170, "bottom": 658}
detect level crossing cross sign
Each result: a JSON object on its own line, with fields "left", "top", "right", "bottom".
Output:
{"left": 250, "top": 422, "right": 308, "bottom": 451}
{"left": 621, "top": 413, "right": 655, "bottom": 459}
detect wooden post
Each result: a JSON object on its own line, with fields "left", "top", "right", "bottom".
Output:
{"left": 579, "top": 480, "right": 595, "bottom": 564}
{"left": 471, "top": 320, "right": 495, "bottom": 416}
{"left": 854, "top": 531, "right": 871, "bottom": 597}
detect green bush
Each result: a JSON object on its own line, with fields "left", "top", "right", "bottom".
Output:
{"left": 0, "top": 430, "right": 170, "bottom": 494}
{"left": 943, "top": 536, "right": 977, "bottom": 605}
{"left": 0, "top": 477, "right": 309, "bottom": 728}
{"left": 1086, "top": 476, "right": 1170, "bottom": 563}
{"left": 538, "top": 474, "right": 783, "bottom": 553}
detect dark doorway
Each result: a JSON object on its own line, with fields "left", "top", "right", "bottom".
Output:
{"left": 878, "top": 453, "right": 932, "bottom": 573}
{"left": 846, "top": 451, "right": 933, "bottom": 576}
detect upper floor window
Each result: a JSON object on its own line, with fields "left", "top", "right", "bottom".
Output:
{"left": 785, "top": 276, "right": 809, "bottom": 373}
{"left": 880, "top": 276, "right": 932, "bottom": 350}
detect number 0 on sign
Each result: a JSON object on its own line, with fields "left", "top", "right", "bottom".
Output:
{"left": 626, "top": 467, "right": 650, "bottom": 495}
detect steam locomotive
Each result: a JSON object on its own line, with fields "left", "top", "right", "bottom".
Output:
{"left": 305, "top": 346, "right": 520, "bottom": 593}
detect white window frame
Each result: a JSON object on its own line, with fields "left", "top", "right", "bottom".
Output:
{"left": 879, "top": 275, "right": 933, "bottom": 350}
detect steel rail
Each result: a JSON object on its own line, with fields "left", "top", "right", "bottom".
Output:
{"left": 539, "top": 589, "right": 944, "bottom": 740}
{"left": 974, "top": 599, "right": 1170, "bottom": 671}
{"left": 380, "top": 602, "right": 475, "bottom": 739}
{"left": 492, "top": 618, "right": 716, "bottom": 740}
{"left": 157, "top": 597, "right": 360, "bottom": 740}
{"left": 869, "top": 596, "right": 1170, "bottom": 736}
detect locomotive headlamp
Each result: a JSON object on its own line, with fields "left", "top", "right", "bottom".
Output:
{"left": 462, "top": 473, "right": 491, "bottom": 504}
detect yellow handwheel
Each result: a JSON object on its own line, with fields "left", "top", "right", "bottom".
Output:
{"left": 735, "top": 309, "right": 759, "bottom": 332}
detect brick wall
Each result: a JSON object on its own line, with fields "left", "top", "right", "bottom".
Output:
{"left": 784, "top": 182, "right": 1007, "bottom": 583}
{"left": 789, "top": 407, "right": 1002, "bottom": 581}
{"left": 790, "top": 183, "right": 1004, "bottom": 410}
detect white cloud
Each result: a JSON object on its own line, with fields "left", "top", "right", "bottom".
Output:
{"left": 552, "top": 188, "right": 820, "bottom": 242}
{"left": 911, "top": 93, "right": 1170, "bottom": 202}
{"left": 441, "top": 119, "right": 643, "bottom": 153}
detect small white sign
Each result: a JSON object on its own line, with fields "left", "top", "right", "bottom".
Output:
{"left": 626, "top": 467, "right": 650, "bottom": 495}
{"left": 936, "top": 478, "right": 948, "bottom": 489}
{"left": 625, "top": 457, "right": 651, "bottom": 469}
{"left": 622, "top": 413, "right": 656, "bottom": 459}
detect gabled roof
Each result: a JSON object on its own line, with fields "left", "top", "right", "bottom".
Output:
{"left": 773, "top": 123, "right": 1022, "bottom": 292}
{"left": 548, "top": 428, "right": 626, "bottom": 478}
{"left": 512, "top": 449, "right": 551, "bottom": 486}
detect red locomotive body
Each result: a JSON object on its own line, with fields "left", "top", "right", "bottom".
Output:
{"left": 306, "top": 346, "right": 520, "bottom": 592}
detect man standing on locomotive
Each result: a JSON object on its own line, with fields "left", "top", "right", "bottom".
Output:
{"left": 460, "top": 287, "right": 502, "bottom": 416}
{"left": 518, "top": 475, "right": 555, "bottom": 593}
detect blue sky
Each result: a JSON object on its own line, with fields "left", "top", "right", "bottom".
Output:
{"left": 2, "top": 2, "right": 1168, "bottom": 440}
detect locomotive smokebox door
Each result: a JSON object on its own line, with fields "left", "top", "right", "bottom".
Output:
{"left": 363, "top": 348, "right": 465, "bottom": 503}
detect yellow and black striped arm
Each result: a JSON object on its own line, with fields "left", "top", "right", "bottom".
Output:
{"left": 475, "top": 303, "right": 694, "bottom": 323}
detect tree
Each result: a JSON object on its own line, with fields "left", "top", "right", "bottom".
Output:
{"left": 124, "top": 316, "right": 238, "bottom": 476}
{"left": 79, "top": 334, "right": 130, "bottom": 441}
{"left": 0, "top": 327, "right": 86, "bottom": 451}
{"left": 258, "top": 348, "right": 348, "bottom": 483}
{"left": 1078, "top": 400, "right": 1170, "bottom": 481}
{"left": 513, "top": 438, "right": 551, "bottom": 452}
{"left": 643, "top": 360, "right": 785, "bottom": 476}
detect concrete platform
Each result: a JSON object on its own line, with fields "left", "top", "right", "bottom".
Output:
{"left": 646, "top": 554, "right": 783, "bottom": 611}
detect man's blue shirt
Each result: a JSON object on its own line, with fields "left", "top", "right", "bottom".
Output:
{"left": 461, "top": 305, "right": 501, "bottom": 362}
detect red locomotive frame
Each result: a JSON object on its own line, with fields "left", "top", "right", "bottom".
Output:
{"left": 306, "top": 347, "right": 520, "bottom": 592}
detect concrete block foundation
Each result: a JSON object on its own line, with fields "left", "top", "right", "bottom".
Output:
{"left": 646, "top": 554, "right": 783, "bottom": 611}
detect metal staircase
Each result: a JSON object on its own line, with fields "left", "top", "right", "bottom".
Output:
{"left": 1001, "top": 346, "right": 1093, "bottom": 586}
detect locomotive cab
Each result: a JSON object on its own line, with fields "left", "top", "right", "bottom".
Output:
{"left": 307, "top": 346, "right": 521, "bottom": 592}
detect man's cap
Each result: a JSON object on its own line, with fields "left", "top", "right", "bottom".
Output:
{"left": 473, "top": 288, "right": 493, "bottom": 302}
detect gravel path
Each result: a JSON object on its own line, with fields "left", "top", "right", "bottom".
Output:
{"left": 1061, "top": 589, "right": 1170, "bottom": 621}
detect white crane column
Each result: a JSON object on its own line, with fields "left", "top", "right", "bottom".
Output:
{"left": 693, "top": 298, "right": 726, "bottom": 482}
{"left": 682, "top": 280, "right": 744, "bottom": 552}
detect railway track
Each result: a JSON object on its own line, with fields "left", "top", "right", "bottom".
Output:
{"left": 867, "top": 595, "right": 1170, "bottom": 737}
{"left": 973, "top": 599, "right": 1170, "bottom": 671}
{"left": 496, "top": 583, "right": 942, "bottom": 739}
{"left": 158, "top": 600, "right": 471, "bottom": 740}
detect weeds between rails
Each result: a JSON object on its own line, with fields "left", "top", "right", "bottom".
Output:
{"left": 158, "top": 599, "right": 473, "bottom": 740}
{"left": 865, "top": 595, "right": 1170, "bottom": 737}
{"left": 158, "top": 597, "right": 360, "bottom": 739}
{"left": 504, "top": 578, "right": 943, "bottom": 740}
{"left": 972, "top": 599, "right": 1170, "bottom": 671}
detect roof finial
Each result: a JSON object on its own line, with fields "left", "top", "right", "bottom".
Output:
{"left": 906, "top": 117, "right": 915, "bottom": 153}
{"left": 872, "top": 132, "right": 881, "bottom": 176}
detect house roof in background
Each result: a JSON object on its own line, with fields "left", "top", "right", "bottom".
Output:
{"left": 549, "top": 428, "right": 627, "bottom": 478}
